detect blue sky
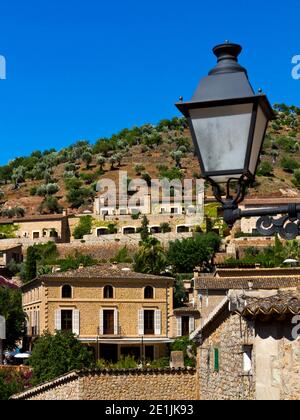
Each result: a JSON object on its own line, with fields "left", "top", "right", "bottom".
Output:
{"left": 0, "top": 0, "right": 299, "bottom": 164}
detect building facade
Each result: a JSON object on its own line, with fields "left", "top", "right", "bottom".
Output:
{"left": 191, "top": 288, "right": 300, "bottom": 400}
{"left": 22, "top": 264, "right": 175, "bottom": 362}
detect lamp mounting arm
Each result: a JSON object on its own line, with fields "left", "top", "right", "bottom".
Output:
{"left": 207, "top": 177, "right": 300, "bottom": 240}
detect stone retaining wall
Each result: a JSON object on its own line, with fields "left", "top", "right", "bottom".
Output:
{"left": 11, "top": 368, "right": 197, "bottom": 401}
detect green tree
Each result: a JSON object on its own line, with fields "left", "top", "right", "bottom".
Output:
{"left": 24, "top": 246, "right": 38, "bottom": 283}
{"left": 82, "top": 151, "right": 93, "bottom": 169}
{"left": 97, "top": 155, "right": 106, "bottom": 172}
{"left": 133, "top": 237, "right": 167, "bottom": 275}
{"left": 170, "top": 150, "right": 184, "bottom": 168}
{"left": 29, "top": 331, "right": 93, "bottom": 385}
{"left": 38, "top": 196, "right": 63, "bottom": 214}
{"left": 73, "top": 216, "right": 93, "bottom": 239}
{"left": 168, "top": 233, "right": 221, "bottom": 273}
{"left": 140, "top": 215, "right": 150, "bottom": 242}
{"left": 0, "top": 288, "right": 26, "bottom": 350}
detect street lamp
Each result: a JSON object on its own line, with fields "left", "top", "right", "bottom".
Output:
{"left": 176, "top": 42, "right": 300, "bottom": 240}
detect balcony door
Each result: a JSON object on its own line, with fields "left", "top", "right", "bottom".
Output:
{"left": 103, "top": 310, "right": 115, "bottom": 335}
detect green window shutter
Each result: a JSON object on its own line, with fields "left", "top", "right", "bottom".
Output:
{"left": 214, "top": 348, "right": 219, "bottom": 372}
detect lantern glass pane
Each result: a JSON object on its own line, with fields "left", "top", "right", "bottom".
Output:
{"left": 190, "top": 104, "right": 253, "bottom": 175}
{"left": 249, "top": 105, "right": 268, "bottom": 175}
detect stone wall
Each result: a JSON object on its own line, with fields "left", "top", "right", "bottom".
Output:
{"left": 12, "top": 368, "right": 197, "bottom": 400}
{"left": 198, "top": 310, "right": 255, "bottom": 401}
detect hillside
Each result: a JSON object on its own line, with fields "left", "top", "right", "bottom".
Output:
{"left": 0, "top": 104, "right": 300, "bottom": 217}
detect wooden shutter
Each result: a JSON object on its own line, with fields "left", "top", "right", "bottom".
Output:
{"left": 114, "top": 309, "right": 119, "bottom": 335}
{"left": 73, "top": 310, "right": 80, "bottom": 336}
{"left": 177, "top": 317, "right": 182, "bottom": 337}
{"left": 214, "top": 348, "right": 219, "bottom": 372}
{"left": 99, "top": 309, "right": 104, "bottom": 335}
{"left": 138, "top": 310, "right": 144, "bottom": 335}
{"left": 54, "top": 310, "right": 61, "bottom": 331}
{"left": 154, "top": 310, "right": 161, "bottom": 335}
{"left": 189, "top": 316, "right": 195, "bottom": 334}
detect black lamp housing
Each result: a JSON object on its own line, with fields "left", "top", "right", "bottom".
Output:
{"left": 176, "top": 43, "right": 275, "bottom": 184}
{"left": 175, "top": 43, "right": 300, "bottom": 240}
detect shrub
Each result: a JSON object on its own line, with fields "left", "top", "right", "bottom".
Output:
{"left": 293, "top": 169, "right": 300, "bottom": 188}
{"left": 281, "top": 156, "right": 300, "bottom": 173}
{"left": 134, "top": 164, "right": 145, "bottom": 176}
{"left": 257, "top": 161, "right": 273, "bottom": 177}
{"left": 29, "top": 331, "right": 93, "bottom": 385}
{"left": 38, "top": 197, "right": 63, "bottom": 214}
{"left": 73, "top": 216, "right": 93, "bottom": 239}
{"left": 160, "top": 223, "right": 171, "bottom": 233}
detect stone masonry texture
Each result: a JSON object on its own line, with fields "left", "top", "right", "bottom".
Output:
{"left": 12, "top": 368, "right": 197, "bottom": 401}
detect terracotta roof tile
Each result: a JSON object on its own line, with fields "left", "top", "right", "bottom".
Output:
{"left": 40, "top": 264, "right": 174, "bottom": 282}
{"left": 196, "top": 276, "right": 300, "bottom": 290}
{"left": 240, "top": 290, "right": 300, "bottom": 316}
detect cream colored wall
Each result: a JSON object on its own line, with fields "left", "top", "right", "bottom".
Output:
{"left": 23, "top": 279, "right": 174, "bottom": 339}
{"left": 17, "top": 221, "right": 63, "bottom": 239}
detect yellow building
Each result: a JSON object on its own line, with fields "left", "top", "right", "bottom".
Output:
{"left": 22, "top": 264, "right": 175, "bottom": 362}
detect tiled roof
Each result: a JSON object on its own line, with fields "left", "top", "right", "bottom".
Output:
{"left": 173, "top": 305, "right": 200, "bottom": 315}
{"left": 240, "top": 290, "right": 300, "bottom": 316}
{"left": 216, "top": 268, "right": 300, "bottom": 278}
{"left": 0, "top": 214, "right": 70, "bottom": 225}
{"left": 195, "top": 276, "right": 300, "bottom": 290}
{"left": 0, "top": 276, "right": 19, "bottom": 289}
{"left": 40, "top": 264, "right": 174, "bottom": 282}
{"left": 0, "top": 244, "right": 22, "bottom": 251}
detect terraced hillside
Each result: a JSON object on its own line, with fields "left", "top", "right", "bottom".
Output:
{"left": 0, "top": 104, "right": 299, "bottom": 217}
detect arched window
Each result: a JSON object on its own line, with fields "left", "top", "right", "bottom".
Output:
{"left": 104, "top": 285, "right": 114, "bottom": 299}
{"left": 62, "top": 285, "right": 72, "bottom": 299}
{"left": 144, "top": 286, "right": 154, "bottom": 299}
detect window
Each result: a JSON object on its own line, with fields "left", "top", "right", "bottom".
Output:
{"left": 103, "top": 310, "right": 114, "bottom": 335}
{"left": 62, "top": 285, "right": 72, "bottom": 299}
{"left": 61, "top": 310, "right": 73, "bottom": 332}
{"left": 144, "top": 286, "right": 154, "bottom": 299}
{"left": 50, "top": 229, "right": 58, "bottom": 238}
{"left": 104, "top": 285, "right": 114, "bottom": 299}
{"left": 144, "top": 310, "right": 155, "bottom": 335}
{"left": 182, "top": 316, "right": 190, "bottom": 336}
{"left": 214, "top": 348, "right": 219, "bottom": 372}
{"left": 243, "top": 345, "right": 253, "bottom": 375}
{"left": 171, "top": 208, "right": 178, "bottom": 214}
{"left": 33, "top": 232, "right": 40, "bottom": 239}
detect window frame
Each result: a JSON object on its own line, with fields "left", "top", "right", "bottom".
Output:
{"left": 61, "top": 284, "right": 73, "bottom": 299}
{"left": 144, "top": 285, "right": 154, "bottom": 300}
{"left": 103, "top": 285, "right": 114, "bottom": 299}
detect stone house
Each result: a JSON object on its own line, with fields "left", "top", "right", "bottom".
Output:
{"left": 92, "top": 189, "right": 205, "bottom": 237}
{"left": 191, "top": 288, "right": 300, "bottom": 400}
{"left": 0, "top": 244, "right": 22, "bottom": 268}
{"left": 0, "top": 213, "right": 71, "bottom": 243}
{"left": 193, "top": 267, "right": 300, "bottom": 320}
{"left": 21, "top": 264, "right": 176, "bottom": 362}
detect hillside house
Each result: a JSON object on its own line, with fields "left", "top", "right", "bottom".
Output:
{"left": 0, "top": 244, "right": 22, "bottom": 268}
{"left": 0, "top": 213, "right": 71, "bottom": 243}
